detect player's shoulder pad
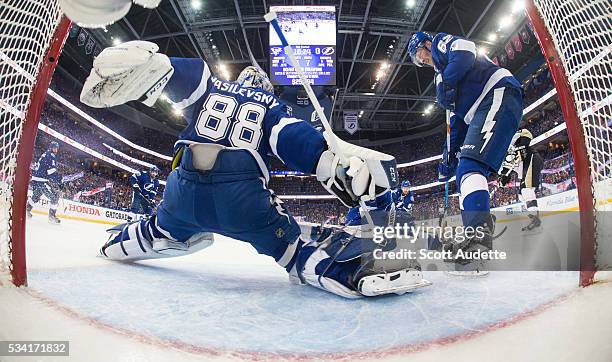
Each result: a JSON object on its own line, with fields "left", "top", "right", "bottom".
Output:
{"left": 432, "top": 33, "right": 455, "bottom": 55}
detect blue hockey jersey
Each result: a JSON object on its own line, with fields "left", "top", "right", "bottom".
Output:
{"left": 431, "top": 33, "right": 522, "bottom": 123}
{"left": 129, "top": 170, "right": 159, "bottom": 198}
{"left": 345, "top": 191, "right": 392, "bottom": 226}
{"left": 392, "top": 188, "right": 414, "bottom": 211}
{"left": 31, "top": 151, "right": 61, "bottom": 183}
{"left": 164, "top": 58, "right": 326, "bottom": 174}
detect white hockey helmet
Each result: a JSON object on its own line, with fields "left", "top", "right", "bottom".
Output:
{"left": 236, "top": 66, "right": 274, "bottom": 93}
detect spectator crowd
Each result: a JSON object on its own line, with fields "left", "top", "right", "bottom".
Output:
{"left": 30, "top": 64, "right": 580, "bottom": 223}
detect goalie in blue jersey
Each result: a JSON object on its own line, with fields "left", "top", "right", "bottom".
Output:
{"left": 408, "top": 32, "right": 523, "bottom": 260}
{"left": 79, "top": 41, "right": 429, "bottom": 298}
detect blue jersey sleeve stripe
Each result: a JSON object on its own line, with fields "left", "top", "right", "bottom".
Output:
{"left": 172, "top": 61, "right": 212, "bottom": 110}
{"left": 269, "top": 117, "right": 302, "bottom": 162}
{"left": 449, "top": 39, "right": 476, "bottom": 55}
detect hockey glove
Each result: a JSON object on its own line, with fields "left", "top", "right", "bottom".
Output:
{"left": 144, "top": 196, "right": 156, "bottom": 208}
{"left": 59, "top": 0, "right": 161, "bottom": 28}
{"left": 438, "top": 147, "right": 458, "bottom": 182}
{"left": 80, "top": 41, "right": 174, "bottom": 108}
{"left": 316, "top": 140, "right": 398, "bottom": 207}
{"left": 436, "top": 82, "right": 456, "bottom": 111}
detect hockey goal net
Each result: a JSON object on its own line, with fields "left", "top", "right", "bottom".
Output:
{"left": 527, "top": 0, "right": 612, "bottom": 285}
{"left": 0, "top": 0, "right": 70, "bottom": 286}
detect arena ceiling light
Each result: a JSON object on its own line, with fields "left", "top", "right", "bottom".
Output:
{"left": 511, "top": 0, "right": 525, "bottom": 14}
{"left": 499, "top": 16, "right": 513, "bottom": 30}
{"left": 191, "top": 0, "right": 202, "bottom": 10}
{"left": 405, "top": 0, "right": 416, "bottom": 8}
{"left": 218, "top": 63, "right": 230, "bottom": 81}
{"left": 112, "top": 37, "right": 121, "bottom": 46}
{"left": 488, "top": 33, "right": 497, "bottom": 42}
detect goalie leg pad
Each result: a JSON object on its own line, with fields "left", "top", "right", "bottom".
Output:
{"left": 100, "top": 215, "right": 213, "bottom": 261}
{"left": 294, "top": 229, "right": 430, "bottom": 298}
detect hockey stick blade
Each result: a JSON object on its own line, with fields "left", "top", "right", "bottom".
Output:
{"left": 492, "top": 225, "right": 508, "bottom": 240}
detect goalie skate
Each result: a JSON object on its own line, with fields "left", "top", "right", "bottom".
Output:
{"left": 357, "top": 268, "right": 432, "bottom": 296}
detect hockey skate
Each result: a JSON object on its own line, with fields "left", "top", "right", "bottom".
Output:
{"left": 522, "top": 213, "right": 542, "bottom": 232}
{"left": 443, "top": 214, "right": 496, "bottom": 268}
{"left": 48, "top": 214, "right": 61, "bottom": 224}
{"left": 353, "top": 253, "right": 432, "bottom": 296}
{"left": 26, "top": 204, "right": 33, "bottom": 219}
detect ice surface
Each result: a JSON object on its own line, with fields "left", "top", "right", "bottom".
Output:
{"left": 0, "top": 215, "right": 611, "bottom": 361}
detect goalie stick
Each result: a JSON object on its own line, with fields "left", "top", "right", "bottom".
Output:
{"left": 265, "top": 11, "right": 376, "bottom": 228}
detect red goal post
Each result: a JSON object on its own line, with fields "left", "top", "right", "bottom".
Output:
{"left": 0, "top": 1, "right": 71, "bottom": 287}
{"left": 526, "top": 0, "right": 611, "bottom": 286}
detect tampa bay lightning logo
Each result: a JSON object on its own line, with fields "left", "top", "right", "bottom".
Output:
{"left": 271, "top": 47, "right": 283, "bottom": 56}
{"left": 322, "top": 46, "right": 334, "bottom": 55}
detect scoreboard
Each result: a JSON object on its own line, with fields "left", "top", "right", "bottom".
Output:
{"left": 269, "top": 6, "right": 336, "bottom": 86}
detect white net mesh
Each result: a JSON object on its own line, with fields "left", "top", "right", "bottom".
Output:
{"left": 532, "top": 0, "right": 612, "bottom": 271}
{"left": 0, "top": 0, "right": 63, "bottom": 283}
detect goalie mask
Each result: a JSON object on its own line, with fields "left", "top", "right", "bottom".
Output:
{"left": 236, "top": 66, "right": 274, "bottom": 93}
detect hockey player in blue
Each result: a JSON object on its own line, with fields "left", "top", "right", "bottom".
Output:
{"left": 408, "top": 32, "right": 523, "bottom": 257}
{"left": 27, "top": 141, "right": 63, "bottom": 224}
{"left": 392, "top": 180, "right": 417, "bottom": 229}
{"left": 392, "top": 180, "right": 414, "bottom": 213}
{"left": 80, "top": 41, "right": 429, "bottom": 298}
{"left": 345, "top": 192, "right": 392, "bottom": 226}
{"left": 129, "top": 165, "right": 160, "bottom": 215}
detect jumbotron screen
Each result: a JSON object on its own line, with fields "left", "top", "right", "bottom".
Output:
{"left": 269, "top": 5, "right": 336, "bottom": 86}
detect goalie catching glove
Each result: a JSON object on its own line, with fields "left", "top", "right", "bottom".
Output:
{"left": 80, "top": 41, "right": 174, "bottom": 108}
{"left": 316, "top": 137, "right": 398, "bottom": 207}
{"left": 59, "top": 0, "right": 161, "bottom": 28}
